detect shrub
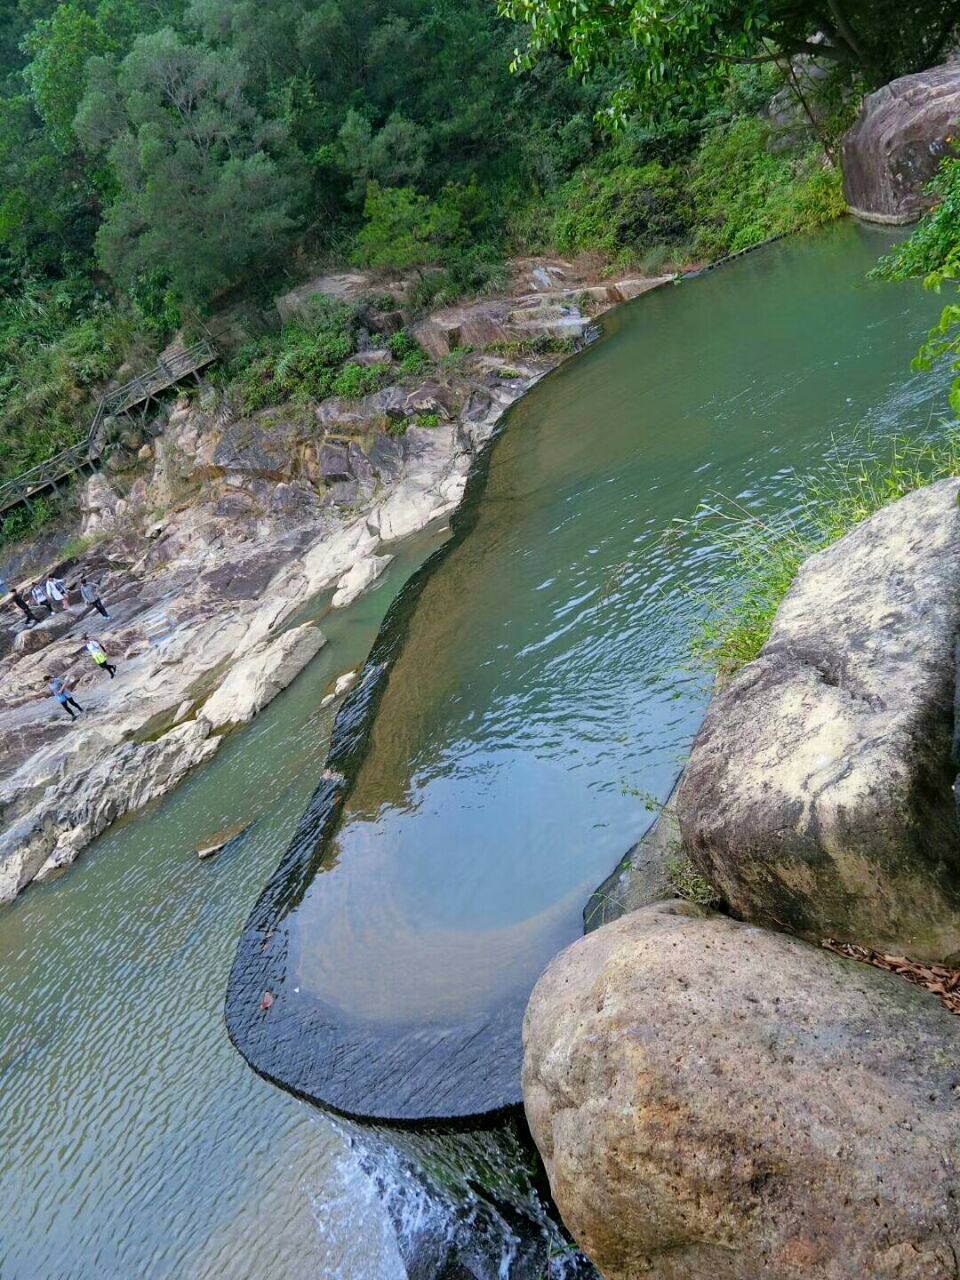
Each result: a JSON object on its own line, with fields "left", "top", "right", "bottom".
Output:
{"left": 689, "top": 118, "right": 845, "bottom": 261}
{"left": 552, "top": 155, "right": 689, "bottom": 258}
{"left": 0, "top": 493, "right": 59, "bottom": 548}
{"left": 330, "top": 361, "right": 390, "bottom": 399}
{"left": 0, "top": 287, "right": 149, "bottom": 483}
{"left": 387, "top": 329, "right": 419, "bottom": 359}
{"left": 398, "top": 350, "right": 429, "bottom": 377}
{"left": 872, "top": 159, "right": 960, "bottom": 281}
{"left": 665, "top": 850, "right": 721, "bottom": 907}
{"left": 225, "top": 298, "right": 361, "bottom": 411}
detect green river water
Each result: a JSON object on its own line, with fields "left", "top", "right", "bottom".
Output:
{"left": 0, "top": 221, "right": 953, "bottom": 1277}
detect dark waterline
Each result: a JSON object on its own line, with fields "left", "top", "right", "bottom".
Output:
{"left": 227, "top": 220, "right": 953, "bottom": 1121}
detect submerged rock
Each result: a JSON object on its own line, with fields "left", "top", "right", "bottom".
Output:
{"left": 842, "top": 63, "right": 960, "bottom": 224}
{"left": 523, "top": 901, "right": 960, "bottom": 1280}
{"left": 678, "top": 478, "right": 960, "bottom": 960}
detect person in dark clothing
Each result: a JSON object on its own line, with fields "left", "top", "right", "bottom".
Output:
{"left": 46, "top": 673, "right": 84, "bottom": 720}
{"left": 9, "top": 587, "right": 36, "bottom": 625}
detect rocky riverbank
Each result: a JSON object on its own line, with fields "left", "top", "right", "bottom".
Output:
{"left": 0, "top": 258, "right": 668, "bottom": 902}
{"left": 523, "top": 477, "right": 960, "bottom": 1278}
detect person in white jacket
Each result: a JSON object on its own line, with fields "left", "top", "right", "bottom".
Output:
{"left": 44, "top": 576, "right": 67, "bottom": 611}
{"left": 31, "top": 583, "right": 52, "bottom": 616}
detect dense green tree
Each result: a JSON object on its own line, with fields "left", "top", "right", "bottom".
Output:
{"left": 499, "top": 0, "right": 960, "bottom": 124}
{"left": 22, "top": 4, "right": 113, "bottom": 151}
{"left": 337, "top": 110, "right": 429, "bottom": 204}
{"left": 75, "top": 28, "right": 308, "bottom": 305}
{"left": 353, "top": 183, "right": 440, "bottom": 273}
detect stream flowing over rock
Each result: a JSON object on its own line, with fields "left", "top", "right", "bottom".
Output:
{"left": 842, "top": 62, "right": 960, "bottom": 224}
{"left": 678, "top": 478, "right": 960, "bottom": 960}
{"left": 523, "top": 901, "right": 960, "bottom": 1280}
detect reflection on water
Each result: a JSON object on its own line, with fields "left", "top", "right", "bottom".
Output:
{"left": 1, "top": 221, "right": 954, "bottom": 1276}
{"left": 251, "top": 221, "right": 953, "bottom": 1119}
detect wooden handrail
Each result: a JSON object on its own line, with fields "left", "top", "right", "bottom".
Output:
{"left": 0, "top": 338, "right": 217, "bottom": 515}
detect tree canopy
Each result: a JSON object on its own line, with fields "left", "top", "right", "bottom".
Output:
{"left": 499, "top": 0, "right": 960, "bottom": 124}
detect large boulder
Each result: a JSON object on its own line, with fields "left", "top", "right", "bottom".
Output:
{"left": 331, "top": 554, "right": 392, "bottom": 608}
{"left": 523, "top": 901, "right": 960, "bottom": 1280}
{"left": 200, "top": 622, "right": 326, "bottom": 730}
{"left": 0, "top": 720, "right": 221, "bottom": 902}
{"left": 678, "top": 478, "right": 960, "bottom": 960}
{"left": 842, "top": 63, "right": 960, "bottom": 224}
{"left": 13, "top": 612, "right": 75, "bottom": 653}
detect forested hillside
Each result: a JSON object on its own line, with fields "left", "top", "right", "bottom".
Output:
{"left": 0, "top": 0, "right": 955, "bottom": 498}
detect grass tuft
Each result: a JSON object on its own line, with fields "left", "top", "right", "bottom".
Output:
{"left": 687, "top": 429, "right": 960, "bottom": 676}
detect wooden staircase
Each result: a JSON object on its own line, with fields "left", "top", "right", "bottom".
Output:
{"left": 0, "top": 338, "right": 218, "bottom": 521}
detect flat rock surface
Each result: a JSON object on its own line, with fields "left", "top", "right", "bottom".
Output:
{"left": 678, "top": 478, "right": 960, "bottom": 959}
{"left": 523, "top": 901, "right": 960, "bottom": 1280}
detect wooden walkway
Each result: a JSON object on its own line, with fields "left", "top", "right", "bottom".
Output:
{"left": 0, "top": 338, "right": 218, "bottom": 520}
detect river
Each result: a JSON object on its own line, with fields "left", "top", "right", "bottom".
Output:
{"left": 0, "top": 221, "right": 953, "bottom": 1277}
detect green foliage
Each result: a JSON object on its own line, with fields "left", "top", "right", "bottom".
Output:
{"left": 873, "top": 159, "right": 960, "bottom": 282}
{"left": 386, "top": 330, "right": 419, "bottom": 360}
{"left": 877, "top": 156, "right": 960, "bottom": 426}
{"left": 499, "top": 0, "right": 959, "bottom": 126}
{"left": 912, "top": 257, "right": 960, "bottom": 421}
{"left": 224, "top": 297, "right": 407, "bottom": 412}
{"left": 0, "top": 493, "right": 58, "bottom": 548}
{"left": 553, "top": 154, "right": 687, "bottom": 258}
{"left": 689, "top": 118, "right": 845, "bottom": 259}
{"left": 128, "top": 268, "right": 182, "bottom": 339}
{"left": 353, "top": 184, "right": 440, "bottom": 274}
{"left": 415, "top": 412, "right": 440, "bottom": 428}
{"left": 397, "top": 349, "right": 429, "bottom": 377}
{"left": 353, "top": 178, "right": 507, "bottom": 305}
{"left": 22, "top": 4, "right": 113, "bottom": 152}
{"left": 337, "top": 109, "right": 429, "bottom": 204}
{"left": 687, "top": 431, "right": 960, "bottom": 675}
{"left": 76, "top": 28, "right": 307, "bottom": 307}
{"left": 664, "top": 850, "right": 721, "bottom": 907}
{"left": 330, "top": 360, "right": 391, "bottom": 400}
{"left": 0, "top": 284, "right": 147, "bottom": 481}
{"left": 0, "top": 0, "right": 854, "bottom": 500}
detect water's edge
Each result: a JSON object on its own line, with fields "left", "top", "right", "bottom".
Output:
{"left": 224, "top": 332, "right": 602, "bottom": 1124}
{"left": 224, "top": 230, "right": 807, "bottom": 1123}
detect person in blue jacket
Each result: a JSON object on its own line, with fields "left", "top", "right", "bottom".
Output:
{"left": 46, "top": 673, "right": 84, "bottom": 721}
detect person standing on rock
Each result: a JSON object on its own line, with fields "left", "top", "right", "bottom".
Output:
{"left": 31, "top": 583, "right": 52, "bottom": 616}
{"left": 79, "top": 577, "right": 111, "bottom": 620}
{"left": 45, "top": 575, "right": 67, "bottom": 612}
{"left": 46, "top": 673, "right": 84, "bottom": 721}
{"left": 6, "top": 585, "right": 37, "bottom": 625}
{"left": 82, "top": 635, "right": 117, "bottom": 679}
